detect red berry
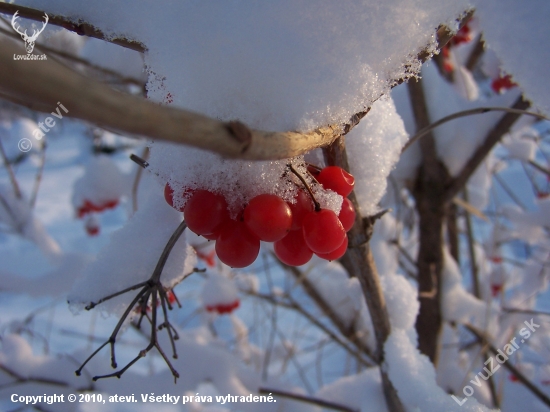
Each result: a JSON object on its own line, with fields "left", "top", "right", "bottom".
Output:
{"left": 274, "top": 230, "right": 313, "bottom": 266}
{"left": 288, "top": 190, "right": 314, "bottom": 230}
{"left": 338, "top": 198, "right": 356, "bottom": 232}
{"left": 206, "top": 300, "right": 240, "bottom": 314}
{"left": 244, "top": 194, "right": 292, "bottom": 242}
{"left": 316, "top": 166, "right": 355, "bottom": 197}
{"left": 443, "top": 61, "right": 454, "bottom": 73}
{"left": 102, "top": 199, "right": 119, "bottom": 210}
{"left": 215, "top": 220, "right": 260, "bottom": 268}
{"left": 316, "top": 236, "right": 348, "bottom": 261}
{"left": 86, "top": 226, "right": 100, "bottom": 236}
{"left": 302, "top": 209, "right": 346, "bottom": 254}
{"left": 85, "top": 216, "right": 100, "bottom": 236}
{"left": 196, "top": 249, "right": 217, "bottom": 267}
{"left": 491, "top": 284, "right": 502, "bottom": 297}
{"left": 491, "top": 75, "right": 516, "bottom": 94}
{"left": 164, "top": 182, "right": 194, "bottom": 212}
{"left": 451, "top": 23, "right": 472, "bottom": 46}
{"left": 184, "top": 190, "right": 229, "bottom": 235}
{"left": 490, "top": 256, "right": 503, "bottom": 264}
{"left": 164, "top": 183, "right": 182, "bottom": 211}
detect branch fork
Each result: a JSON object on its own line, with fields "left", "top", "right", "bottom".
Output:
{"left": 75, "top": 220, "right": 188, "bottom": 382}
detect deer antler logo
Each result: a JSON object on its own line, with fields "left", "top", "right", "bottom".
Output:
{"left": 11, "top": 11, "right": 49, "bottom": 54}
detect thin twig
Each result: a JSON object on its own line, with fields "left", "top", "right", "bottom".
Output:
{"left": 131, "top": 147, "right": 149, "bottom": 214}
{"left": 29, "top": 144, "right": 46, "bottom": 209}
{"left": 0, "top": 3, "right": 146, "bottom": 52}
{"left": 75, "top": 221, "right": 189, "bottom": 381}
{"left": 287, "top": 163, "right": 320, "bottom": 211}
{"left": 464, "top": 324, "right": 550, "bottom": 408}
{"left": 445, "top": 97, "right": 532, "bottom": 203}
{"left": 529, "top": 160, "right": 550, "bottom": 178}
{"left": 0, "top": 133, "right": 22, "bottom": 199}
{"left": 258, "top": 387, "right": 359, "bottom": 412}
{"left": 402, "top": 106, "right": 546, "bottom": 154}
{"left": 0, "top": 26, "right": 145, "bottom": 89}
{"left": 243, "top": 289, "right": 373, "bottom": 367}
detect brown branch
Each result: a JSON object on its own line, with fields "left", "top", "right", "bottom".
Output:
{"left": 322, "top": 138, "right": 404, "bottom": 412}
{"left": 0, "top": 2, "right": 145, "bottom": 52}
{"left": 465, "top": 35, "right": 485, "bottom": 72}
{"left": 244, "top": 289, "right": 373, "bottom": 366}
{"left": 408, "top": 77, "right": 448, "bottom": 364}
{"left": 463, "top": 189, "right": 480, "bottom": 299}
{"left": 421, "top": 10, "right": 475, "bottom": 63}
{"left": 0, "top": 7, "right": 475, "bottom": 161}
{"left": 446, "top": 202, "right": 460, "bottom": 263}
{"left": 444, "top": 96, "right": 532, "bottom": 203}
{"left": 0, "top": 35, "right": 343, "bottom": 160}
{"left": 281, "top": 261, "right": 376, "bottom": 362}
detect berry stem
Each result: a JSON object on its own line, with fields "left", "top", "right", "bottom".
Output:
{"left": 130, "top": 154, "right": 149, "bottom": 169}
{"left": 287, "top": 163, "right": 321, "bottom": 212}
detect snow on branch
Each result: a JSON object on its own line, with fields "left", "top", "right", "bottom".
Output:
{"left": 0, "top": 7, "right": 472, "bottom": 160}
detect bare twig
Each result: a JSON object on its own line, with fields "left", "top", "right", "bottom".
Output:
{"left": 465, "top": 35, "right": 485, "bottom": 72}
{"left": 0, "top": 132, "right": 22, "bottom": 199}
{"left": 0, "top": 3, "right": 145, "bottom": 52}
{"left": 402, "top": 106, "right": 547, "bottom": 154}
{"left": 445, "top": 96, "right": 532, "bottom": 203}
{"left": 0, "top": 364, "right": 91, "bottom": 391}
{"left": 244, "top": 289, "right": 373, "bottom": 367}
{"left": 287, "top": 163, "right": 320, "bottom": 211}
{"left": 259, "top": 387, "right": 359, "bottom": 412}
{"left": 131, "top": 147, "right": 149, "bottom": 214}
{"left": 528, "top": 160, "right": 550, "bottom": 178}
{"left": 75, "top": 220, "right": 188, "bottom": 381}
{"left": 281, "top": 261, "right": 376, "bottom": 362}
{"left": 29, "top": 144, "right": 46, "bottom": 209}
{"left": 0, "top": 26, "right": 145, "bottom": 90}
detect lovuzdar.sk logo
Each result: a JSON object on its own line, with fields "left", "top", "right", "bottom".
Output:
{"left": 11, "top": 10, "right": 48, "bottom": 60}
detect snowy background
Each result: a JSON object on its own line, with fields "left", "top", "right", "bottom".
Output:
{"left": 0, "top": 0, "right": 550, "bottom": 411}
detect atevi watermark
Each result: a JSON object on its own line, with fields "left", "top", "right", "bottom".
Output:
{"left": 18, "top": 102, "right": 69, "bottom": 152}
{"left": 11, "top": 10, "right": 48, "bottom": 60}
{"left": 452, "top": 318, "right": 540, "bottom": 406}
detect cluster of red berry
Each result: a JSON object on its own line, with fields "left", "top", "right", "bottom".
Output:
{"left": 77, "top": 199, "right": 119, "bottom": 219}
{"left": 206, "top": 300, "right": 240, "bottom": 314}
{"left": 450, "top": 23, "right": 472, "bottom": 46}
{"left": 164, "top": 165, "right": 356, "bottom": 268}
{"left": 491, "top": 74, "right": 516, "bottom": 94}
{"left": 76, "top": 199, "right": 119, "bottom": 236}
